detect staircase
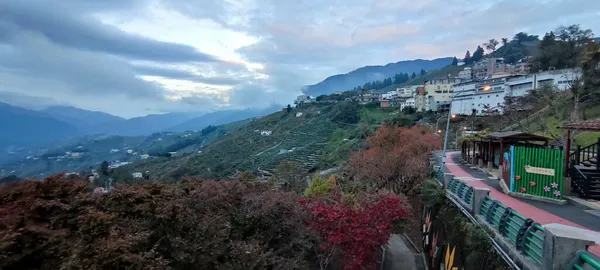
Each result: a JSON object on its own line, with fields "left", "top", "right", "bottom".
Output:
{"left": 570, "top": 138, "right": 600, "bottom": 200}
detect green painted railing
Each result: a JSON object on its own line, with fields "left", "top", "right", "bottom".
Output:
{"left": 512, "top": 146, "right": 564, "bottom": 200}
{"left": 448, "top": 178, "right": 458, "bottom": 191}
{"left": 500, "top": 210, "right": 533, "bottom": 249}
{"left": 486, "top": 201, "right": 509, "bottom": 230}
{"left": 479, "top": 195, "right": 493, "bottom": 216}
{"left": 463, "top": 186, "right": 474, "bottom": 206}
{"left": 457, "top": 182, "right": 468, "bottom": 199}
{"left": 567, "top": 250, "right": 600, "bottom": 270}
{"left": 436, "top": 169, "right": 444, "bottom": 183}
{"left": 445, "top": 176, "right": 600, "bottom": 269}
{"left": 522, "top": 222, "right": 545, "bottom": 265}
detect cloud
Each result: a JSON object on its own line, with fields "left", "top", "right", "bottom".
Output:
{"left": 1, "top": 0, "right": 599, "bottom": 118}
{"left": 0, "top": 0, "right": 219, "bottom": 63}
{"left": 132, "top": 65, "right": 240, "bottom": 85}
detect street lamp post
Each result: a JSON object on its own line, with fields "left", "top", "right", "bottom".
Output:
{"left": 435, "top": 116, "right": 444, "bottom": 136}
{"left": 440, "top": 86, "right": 489, "bottom": 172}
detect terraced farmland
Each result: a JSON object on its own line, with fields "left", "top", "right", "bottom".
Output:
{"left": 126, "top": 103, "right": 399, "bottom": 182}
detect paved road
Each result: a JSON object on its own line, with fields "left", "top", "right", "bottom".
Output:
{"left": 434, "top": 151, "right": 600, "bottom": 255}
{"left": 383, "top": 234, "right": 424, "bottom": 270}
{"left": 436, "top": 151, "right": 600, "bottom": 231}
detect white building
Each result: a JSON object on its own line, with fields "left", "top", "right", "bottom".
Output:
{"left": 400, "top": 98, "right": 416, "bottom": 111}
{"left": 261, "top": 130, "right": 272, "bottom": 136}
{"left": 132, "top": 172, "right": 143, "bottom": 179}
{"left": 294, "top": 95, "right": 313, "bottom": 105}
{"left": 108, "top": 161, "right": 131, "bottom": 169}
{"left": 450, "top": 68, "right": 581, "bottom": 116}
{"left": 381, "top": 91, "right": 398, "bottom": 100}
{"left": 126, "top": 149, "right": 133, "bottom": 154}
{"left": 140, "top": 154, "right": 150, "bottom": 159}
{"left": 457, "top": 67, "right": 473, "bottom": 80}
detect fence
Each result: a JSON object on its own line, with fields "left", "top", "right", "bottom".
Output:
{"left": 510, "top": 146, "right": 565, "bottom": 200}
{"left": 444, "top": 175, "right": 599, "bottom": 270}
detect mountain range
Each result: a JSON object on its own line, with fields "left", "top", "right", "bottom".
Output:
{"left": 0, "top": 102, "right": 281, "bottom": 149}
{"left": 302, "top": 57, "right": 453, "bottom": 96}
{"left": 1, "top": 57, "right": 452, "bottom": 149}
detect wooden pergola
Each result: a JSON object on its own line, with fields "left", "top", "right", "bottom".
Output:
{"left": 462, "top": 132, "right": 549, "bottom": 164}
{"left": 562, "top": 118, "right": 600, "bottom": 174}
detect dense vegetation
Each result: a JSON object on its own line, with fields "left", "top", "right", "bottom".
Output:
{"left": 0, "top": 120, "right": 249, "bottom": 178}
{"left": 0, "top": 125, "right": 441, "bottom": 270}
{"left": 124, "top": 102, "right": 415, "bottom": 182}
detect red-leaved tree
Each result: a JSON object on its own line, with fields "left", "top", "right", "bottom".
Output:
{"left": 301, "top": 191, "right": 409, "bottom": 270}
{"left": 347, "top": 126, "right": 440, "bottom": 195}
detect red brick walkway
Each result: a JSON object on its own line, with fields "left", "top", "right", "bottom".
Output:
{"left": 444, "top": 152, "right": 600, "bottom": 255}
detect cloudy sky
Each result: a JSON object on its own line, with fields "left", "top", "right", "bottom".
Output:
{"left": 0, "top": 0, "right": 599, "bottom": 118}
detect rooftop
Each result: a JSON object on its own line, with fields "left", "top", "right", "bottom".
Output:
{"left": 483, "top": 131, "right": 549, "bottom": 142}
{"left": 562, "top": 119, "right": 600, "bottom": 131}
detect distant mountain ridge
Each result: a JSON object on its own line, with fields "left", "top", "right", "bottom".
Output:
{"left": 0, "top": 102, "right": 284, "bottom": 149}
{"left": 41, "top": 106, "right": 125, "bottom": 134}
{"left": 0, "top": 103, "right": 79, "bottom": 149}
{"left": 167, "top": 105, "right": 282, "bottom": 132}
{"left": 302, "top": 57, "right": 453, "bottom": 96}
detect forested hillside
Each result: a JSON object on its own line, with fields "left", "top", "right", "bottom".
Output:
{"left": 123, "top": 101, "right": 423, "bottom": 182}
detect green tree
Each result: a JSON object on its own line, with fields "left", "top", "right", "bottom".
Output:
{"left": 484, "top": 38, "right": 499, "bottom": 52}
{"left": 463, "top": 50, "right": 472, "bottom": 64}
{"left": 451, "top": 57, "right": 459, "bottom": 65}
{"left": 513, "top": 32, "right": 539, "bottom": 44}
{"left": 472, "top": 46, "right": 485, "bottom": 62}
{"left": 332, "top": 102, "right": 360, "bottom": 124}
{"left": 304, "top": 175, "right": 335, "bottom": 198}
{"left": 411, "top": 72, "right": 416, "bottom": 79}
{"left": 420, "top": 68, "right": 426, "bottom": 75}
{"left": 286, "top": 104, "right": 292, "bottom": 112}
{"left": 501, "top": 37, "right": 509, "bottom": 47}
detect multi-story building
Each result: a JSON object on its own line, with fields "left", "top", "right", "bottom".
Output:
{"left": 450, "top": 68, "right": 582, "bottom": 116}
{"left": 473, "top": 58, "right": 508, "bottom": 80}
{"left": 424, "top": 78, "right": 463, "bottom": 111}
{"left": 381, "top": 90, "right": 398, "bottom": 100}
{"left": 400, "top": 98, "right": 415, "bottom": 111}
{"left": 457, "top": 67, "right": 473, "bottom": 80}
{"left": 414, "top": 86, "right": 427, "bottom": 112}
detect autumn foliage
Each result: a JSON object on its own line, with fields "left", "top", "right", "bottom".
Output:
{"left": 347, "top": 126, "right": 440, "bottom": 194}
{"left": 301, "top": 191, "right": 409, "bottom": 270}
{"left": 1, "top": 172, "right": 411, "bottom": 270}
{"left": 0, "top": 175, "right": 315, "bottom": 270}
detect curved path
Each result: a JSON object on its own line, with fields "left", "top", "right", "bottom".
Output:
{"left": 439, "top": 151, "right": 600, "bottom": 255}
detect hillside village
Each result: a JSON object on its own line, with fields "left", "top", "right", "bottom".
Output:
{"left": 2, "top": 11, "right": 600, "bottom": 269}
{"left": 296, "top": 57, "right": 580, "bottom": 117}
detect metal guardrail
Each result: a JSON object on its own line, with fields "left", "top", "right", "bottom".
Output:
{"left": 438, "top": 160, "right": 600, "bottom": 270}
{"left": 501, "top": 210, "right": 533, "bottom": 249}
{"left": 566, "top": 250, "right": 600, "bottom": 270}
{"left": 522, "top": 223, "right": 545, "bottom": 266}
{"left": 463, "top": 186, "right": 474, "bottom": 206}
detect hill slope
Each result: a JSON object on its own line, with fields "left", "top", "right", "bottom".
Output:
{"left": 0, "top": 103, "right": 79, "bottom": 149}
{"left": 303, "top": 58, "right": 453, "bottom": 96}
{"left": 126, "top": 102, "right": 403, "bottom": 182}
{"left": 41, "top": 106, "right": 125, "bottom": 133}
{"left": 167, "top": 105, "right": 282, "bottom": 132}
{"left": 0, "top": 119, "right": 250, "bottom": 178}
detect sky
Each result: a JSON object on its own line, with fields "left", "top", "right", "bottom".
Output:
{"left": 0, "top": 0, "right": 599, "bottom": 118}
